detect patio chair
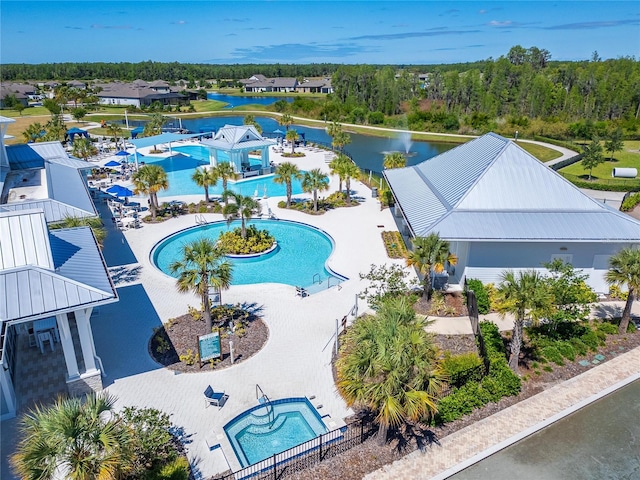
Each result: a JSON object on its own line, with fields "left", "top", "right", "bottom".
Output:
{"left": 204, "top": 386, "right": 227, "bottom": 409}
{"left": 296, "top": 286, "right": 308, "bottom": 298}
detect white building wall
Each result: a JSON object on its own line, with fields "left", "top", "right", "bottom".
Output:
{"left": 98, "top": 97, "right": 141, "bottom": 107}
{"left": 454, "top": 241, "right": 630, "bottom": 293}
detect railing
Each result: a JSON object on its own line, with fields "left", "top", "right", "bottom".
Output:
{"left": 312, "top": 273, "right": 321, "bottom": 284}
{"left": 195, "top": 214, "right": 208, "bottom": 225}
{"left": 212, "top": 418, "right": 377, "bottom": 480}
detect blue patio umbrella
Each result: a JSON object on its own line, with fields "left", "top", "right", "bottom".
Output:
{"left": 106, "top": 185, "right": 134, "bottom": 197}
{"left": 115, "top": 150, "right": 130, "bottom": 157}
{"left": 105, "top": 160, "right": 121, "bottom": 167}
{"left": 273, "top": 129, "right": 285, "bottom": 135}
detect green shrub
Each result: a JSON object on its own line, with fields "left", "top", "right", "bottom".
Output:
{"left": 145, "top": 456, "right": 190, "bottom": 480}
{"left": 466, "top": 279, "right": 490, "bottom": 314}
{"left": 556, "top": 341, "right": 576, "bottom": 361}
{"left": 608, "top": 284, "right": 629, "bottom": 301}
{"left": 543, "top": 365, "right": 554, "bottom": 372}
{"left": 570, "top": 337, "right": 589, "bottom": 356}
{"left": 541, "top": 345, "right": 565, "bottom": 365}
{"left": 217, "top": 225, "right": 275, "bottom": 254}
{"left": 596, "top": 321, "right": 619, "bottom": 335}
{"left": 580, "top": 330, "right": 602, "bottom": 351}
{"left": 441, "top": 352, "right": 484, "bottom": 387}
{"left": 621, "top": 192, "right": 640, "bottom": 212}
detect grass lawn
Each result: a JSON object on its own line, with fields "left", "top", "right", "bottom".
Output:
{"left": 560, "top": 141, "right": 640, "bottom": 179}
{"left": 190, "top": 100, "right": 228, "bottom": 112}
{"left": 89, "top": 127, "right": 131, "bottom": 138}
{"left": 518, "top": 141, "right": 563, "bottom": 162}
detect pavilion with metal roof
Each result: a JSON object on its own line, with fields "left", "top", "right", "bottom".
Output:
{"left": 129, "top": 132, "right": 203, "bottom": 168}
{"left": 200, "top": 125, "right": 275, "bottom": 175}
{"left": 0, "top": 209, "right": 117, "bottom": 420}
{"left": 384, "top": 133, "right": 640, "bottom": 293}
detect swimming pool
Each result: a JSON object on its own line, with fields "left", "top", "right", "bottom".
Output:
{"left": 143, "top": 145, "right": 305, "bottom": 198}
{"left": 224, "top": 398, "right": 328, "bottom": 468}
{"left": 151, "top": 219, "right": 346, "bottom": 289}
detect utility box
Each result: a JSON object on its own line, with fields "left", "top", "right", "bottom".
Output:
{"left": 371, "top": 187, "right": 378, "bottom": 198}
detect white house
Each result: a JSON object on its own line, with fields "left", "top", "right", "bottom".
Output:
{"left": 384, "top": 133, "right": 640, "bottom": 293}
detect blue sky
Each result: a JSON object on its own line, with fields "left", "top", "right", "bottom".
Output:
{"left": 1, "top": 1, "right": 639, "bottom": 64}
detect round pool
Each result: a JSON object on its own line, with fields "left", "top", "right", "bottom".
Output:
{"left": 151, "top": 219, "right": 346, "bottom": 289}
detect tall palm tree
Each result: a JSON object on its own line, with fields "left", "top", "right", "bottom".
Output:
{"left": 342, "top": 160, "right": 361, "bottom": 205}
{"left": 169, "top": 238, "right": 232, "bottom": 332}
{"left": 279, "top": 113, "right": 293, "bottom": 131}
{"left": 131, "top": 164, "right": 169, "bottom": 220}
{"left": 11, "top": 393, "right": 133, "bottom": 480}
{"left": 497, "top": 270, "right": 554, "bottom": 373}
{"left": 221, "top": 190, "right": 261, "bottom": 240}
{"left": 286, "top": 129, "right": 299, "bottom": 154}
{"left": 50, "top": 215, "right": 107, "bottom": 248}
{"left": 606, "top": 247, "right": 640, "bottom": 334}
{"left": 106, "top": 123, "right": 123, "bottom": 150}
{"left": 22, "top": 122, "right": 45, "bottom": 143}
{"left": 405, "top": 233, "right": 457, "bottom": 299}
{"left": 302, "top": 168, "right": 330, "bottom": 213}
{"left": 143, "top": 113, "right": 165, "bottom": 137}
{"left": 71, "top": 137, "right": 98, "bottom": 162}
{"left": 273, "top": 161, "right": 302, "bottom": 208}
{"left": 329, "top": 154, "right": 351, "bottom": 193}
{"left": 213, "top": 162, "right": 238, "bottom": 206}
{"left": 383, "top": 152, "right": 407, "bottom": 169}
{"left": 336, "top": 296, "right": 445, "bottom": 444}
{"left": 192, "top": 166, "right": 219, "bottom": 203}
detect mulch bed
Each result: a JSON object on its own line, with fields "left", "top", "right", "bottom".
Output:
{"left": 149, "top": 313, "right": 269, "bottom": 373}
{"left": 414, "top": 292, "right": 468, "bottom": 317}
{"left": 287, "top": 324, "right": 640, "bottom": 480}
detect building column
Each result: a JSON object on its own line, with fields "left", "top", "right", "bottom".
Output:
{"left": 209, "top": 148, "right": 218, "bottom": 168}
{"left": 56, "top": 313, "right": 80, "bottom": 380}
{"left": 0, "top": 367, "right": 16, "bottom": 420}
{"left": 74, "top": 308, "right": 99, "bottom": 376}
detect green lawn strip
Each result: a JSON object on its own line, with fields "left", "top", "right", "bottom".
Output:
{"left": 190, "top": 100, "right": 228, "bottom": 112}
{"left": 518, "top": 142, "right": 563, "bottom": 162}
{"left": 89, "top": 127, "right": 131, "bottom": 138}
{"left": 560, "top": 141, "right": 640, "bottom": 177}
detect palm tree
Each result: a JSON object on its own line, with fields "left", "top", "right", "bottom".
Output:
{"left": 71, "top": 137, "right": 98, "bottom": 162}
{"left": 273, "top": 161, "right": 302, "bottom": 208}
{"left": 280, "top": 113, "right": 293, "bottom": 131}
{"left": 497, "top": 270, "right": 554, "bottom": 373}
{"left": 11, "top": 393, "right": 133, "bottom": 480}
{"left": 405, "top": 233, "right": 457, "bottom": 299}
{"left": 342, "top": 161, "right": 361, "bottom": 205}
{"left": 22, "top": 122, "right": 45, "bottom": 143}
{"left": 286, "top": 129, "right": 299, "bottom": 154}
{"left": 329, "top": 154, "right": 351, "bottom": 193}
{"left": 383, "top": 152, "right": 407, "bottom": 170}
{"left": 336, "top": 296, "right": 445, "bottom": 444}
{"left": 221, "top": 190, "right": 261, "bottom": 240}
{"left": 213, "top": 162, "right": 238, "bottom": 206}
{"left": 50, "top": 215, "right": 107, "bottom": 248}
{"left": 302, "top": 168, "right": 330, "bottom": 213}
{"left": 131, "top": 164, "right": 169, "bottom": 220}
{"left": 169, "top": 238, "right": 233, "bottom": 332}
{"left": 605, "top": 247, "right": 640, "bottom": 334}
{"left": 192, "top": 166, "right": 219, "bottom": 203}
{"left": 143, "top": 113, "right": 165, "bottom": 137}
{"left": 106, "top": 123, "right": 123, "bottom": 150}
{"left": 243, "top": 114, "right": 262, "bottom": 134}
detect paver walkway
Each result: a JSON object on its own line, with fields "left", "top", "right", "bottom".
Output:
{"left": 366, "top": 347, "right": 640, "bottom": 480}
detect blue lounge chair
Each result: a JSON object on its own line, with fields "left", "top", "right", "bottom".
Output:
{"left": 204, "top": 386, "right": 227, "bottom": 409}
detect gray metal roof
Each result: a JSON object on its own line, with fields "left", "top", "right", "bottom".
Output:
{"left": 46, "top": 161, "right": 96, "bottom": 217}
{"left": 0, "top": 265, "right": 114, "bottom": 322}
{"left": 384, "top": 132, "right": 640, "bottom": 242}
{"left": 201, "top": 125, "right": 275, "bottom": 150}
{"left": 1, "top": 199, "right": 94, "bottom": 223}
{"left": 49, "top": 227, "right": 115, "bottom": 295}
{"left": 0, "top": 209, "right": 53, "bottom": 270}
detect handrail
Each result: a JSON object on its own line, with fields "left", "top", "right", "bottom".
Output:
{"left": 312, "top": 273, "right": 321, "bottom": 284}
{"left": 255, "top": 384, "right": 275, "bottom": 427}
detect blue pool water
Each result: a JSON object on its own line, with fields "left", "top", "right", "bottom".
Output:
{"left": 152, "top": 219, "right": 344, "bottom": 289}
{"left": 143, "top": 145, "right": 305, "bottom": 198}
{"left": 207, "top": 92, "right": 295, "bottom": 108}
{"left": 224, "top": 398, "right": 328, "bottom": 467}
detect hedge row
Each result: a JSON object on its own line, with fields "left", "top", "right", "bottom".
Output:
{"left": 435, "top": 322, "right": 521, "bottom": 424}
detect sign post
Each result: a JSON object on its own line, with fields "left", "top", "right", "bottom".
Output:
{"left": 198, "top": 329, "right": 221, "bottom": 368}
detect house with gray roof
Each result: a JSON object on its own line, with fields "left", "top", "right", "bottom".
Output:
{"left": 241, "top": 75, "right": 298, "bottom": 93}
{"left": 95, "top": 81, "right": 187, "bottom": 108}
{"left": 384, "top": 133, "right": 640, "bottom": 293}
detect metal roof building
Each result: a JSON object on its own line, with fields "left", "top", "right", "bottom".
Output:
{"left": 384, "top": 133, "right": 640, "bottom": 292}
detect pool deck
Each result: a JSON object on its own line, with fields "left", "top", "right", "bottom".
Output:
{"left": 91, "top": 143, "right": 409, "bottom": 477}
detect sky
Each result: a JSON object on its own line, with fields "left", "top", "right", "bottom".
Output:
{"left": 1, "top": 1, "right": 639, "bottom": 65}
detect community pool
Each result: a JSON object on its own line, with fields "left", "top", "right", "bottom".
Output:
{"left": 143, "top": 145, "right": 305, "bottom": 198}
{"left": 151, "top": 219, "right": 345, "bottom": 289}
{"left": 224, "top": 398, "right": 328, "bottom": 468}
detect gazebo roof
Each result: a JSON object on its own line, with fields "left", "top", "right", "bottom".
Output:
{"left": 201, "top": 125, "right": 275, "bottom": 151}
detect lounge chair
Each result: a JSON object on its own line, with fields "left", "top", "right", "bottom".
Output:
{"left": 296, "top": 286, "right": 308, "bottom": 298}
{"left": 204, "top": 386, "right": 227, "bottom": 409}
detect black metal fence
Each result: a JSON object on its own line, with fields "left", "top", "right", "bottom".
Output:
{"left": 464, "top": 283, "right": 490, "bottom": 375}
{"left": 213, "top": 418, "right": 377, "bottom": 480}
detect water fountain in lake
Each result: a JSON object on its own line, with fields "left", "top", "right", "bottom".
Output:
{"left": 381, "top": 131, "right": 418, "bottom": 157}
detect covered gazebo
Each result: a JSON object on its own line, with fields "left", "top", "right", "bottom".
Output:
{"left": 200, "top": 125, "right": 276, "bottom": 176}
{"left": 65, "top": 127, "right": 89, "bottom": 144}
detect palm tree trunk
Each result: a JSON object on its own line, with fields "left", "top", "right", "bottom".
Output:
{"left": 313, "top": 191, "right": 318, "bottom": 212}
{"left": 377, "top": 423, "right": 388, "bottom": 446}
{"left": 149, "top": 194, "right": 157, "bottom": 219}
{"left": 241, "top": 217, "right": 246, "bottom": 240}
{"left": 286, "top": 181, "right": 292, "bottom": 208}
{"left": 346, "top": 178, "right": 351, "bottom": 205}
{"left": 204, "top": 186, "right": 210, "bottom": 203}
{"left": 509, "top": 319, "right": 524, "bottom": 373}
{"left": 223, "top": 180, "right": 229, "bottom": 206}
{"left": 202, "top": 289, "right": 213, "bottom": 332}
{"left": 618, "top": 289, "right": 634, "bottom": 334}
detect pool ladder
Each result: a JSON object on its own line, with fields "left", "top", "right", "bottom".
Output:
{"left": 195, "top": 214, "right": 208, "bottom": 225}
{"left": 256, "top": 384, "right": 275, "bottom": 428}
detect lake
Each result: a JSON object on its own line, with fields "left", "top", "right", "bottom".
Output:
{"left": 206, "top": 92, "right": 295, "bottom": 108}
{"left": 179, "top": 116, "right": 453, "bottom": 173}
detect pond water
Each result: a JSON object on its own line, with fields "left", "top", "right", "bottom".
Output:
{"left": 180, "top": 116, "right": 453, "bottom": 173}
{"left": 206, "top": 92, "right": 295, "bottom": 108}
